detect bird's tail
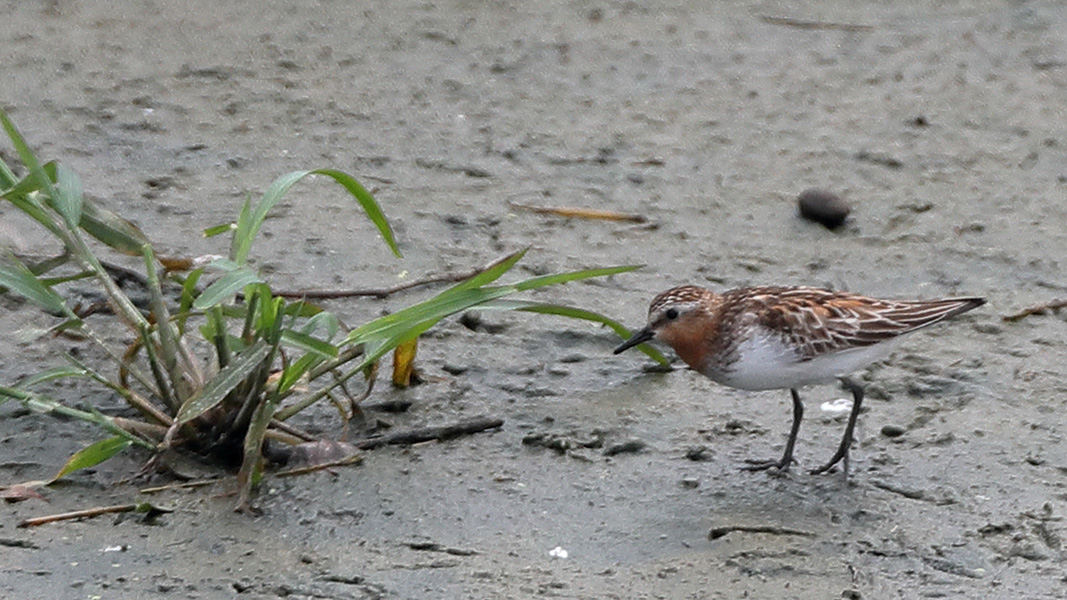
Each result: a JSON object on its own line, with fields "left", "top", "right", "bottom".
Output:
{"left": 884, "top": 297, "right": 986, "bottom": 331}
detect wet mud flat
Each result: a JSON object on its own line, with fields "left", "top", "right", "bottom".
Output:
{"left": 3, "top": 0, "right": 1067, "bottom": 598}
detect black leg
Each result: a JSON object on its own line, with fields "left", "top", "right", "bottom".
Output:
{"left": 811, "top": 377, "right": 864, "bottom": 475}
{"left": 743, "top": 388, "right": 804, "bottom": 472}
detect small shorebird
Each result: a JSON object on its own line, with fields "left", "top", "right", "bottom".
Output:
{"left": 614, "top": 285, "right": 985, "bottom": 474}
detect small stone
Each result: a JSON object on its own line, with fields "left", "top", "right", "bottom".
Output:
{"left": 881, "top": 424, "right": 907, "bottom": 438}
{"left": 441, "top": 362, "right": 469, "bottom": 375}
{"left": 459, "top": 311, "right": 507, "bottom": 334}
{"left": 798, "top": 188, "right": 850, "bottom": 229}
{"left": 603, "top": 439, "right": 645, "bottom": 456}
{"left": 685, "top": 445, "right": 713, "bottom": 461}
{"left": 680, "top": 477, "right": 700, "bottom": 489}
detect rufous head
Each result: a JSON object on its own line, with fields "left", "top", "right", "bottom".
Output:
{"left": 613, "top": 285, "right": 714, "bottom": 356}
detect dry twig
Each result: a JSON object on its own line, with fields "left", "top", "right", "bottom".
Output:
{"left": 708, "top": 524, "right": 816, "bottom": 540}
{"left": 760, "top": 15, "right": 874, "bottom": 32}
{"left": 354, "top": 416, "right": 504, "bottom": 450}
{"left": 273, "top": 253, "right": 517, "bottom": 300}
{"left": 1002, "top": 298, "right": 1067, "bottom": 322}
{"left": 140, "top": 478, "right": 224, "bottom": 495}
{"left": 273, "top": 454, "right": 364, "bottom": 477}
{"left": 509, "top": 201, "right": 648, "bottom": 223}
{"left": 18, "top": 502, "right": 171, "bottom": 528}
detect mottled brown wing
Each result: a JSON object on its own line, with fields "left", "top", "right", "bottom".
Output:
{"left": 737, "top": 287, "right": 984, "bottom": 360}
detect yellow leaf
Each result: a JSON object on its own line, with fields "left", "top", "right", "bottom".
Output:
{"left": 391, "top": 337, "right": 418, "bottom": 388}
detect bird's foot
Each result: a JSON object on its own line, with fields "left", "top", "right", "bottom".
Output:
{"left": 810, "top": 450, "right": 850, "bottom": 476}
{"left": 741, "top": 456, "right": 795, "bottom": 473}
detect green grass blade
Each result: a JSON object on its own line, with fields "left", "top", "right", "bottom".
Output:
{"left": 340, "top": 252, "right": 526, "bottom": 344}
{"left": 348, "top": 319, "right": 437, "bottom": 377}
{"left": 1, "top": 164, "right": 65, "bottom": 237}
{"left": 0, "top": 257, "right": 71, "bottom": 315}
{"left": 54, "top": 163, "right": 84, "bottom": 230}
{"left": 231, "top": 169, "right": 400, "bottom": 265}
{"left": 138, "top": 322, "right": 177, "bottom": 411}
{"left": 342, "top": 263, "right": 642, "bottom": 347}
{"left": 206, "top": 257, "right": 243, "bottom": 272}
{"left": 257, "top": 293, "right": 283, "bottom": 342}
{"left": 39, "top": 270, "right": 94, "bottom": 286}
{"left": 53, "top": 436, "right": 133, "bottom": 481}
{"left": 0, "top": 110, "right": 57, "bottom": 206}
{"left": 174, "top": 340, "right": 272, "bottom": 425}
{"left": 238, "top": 287, "right": 260, "bottom": 345}
{"left": 1, "top": 160, "right": 54, "bottom": 197}
{"left": 205, "top": 305, "right": 231, "bottom": 369}
{"left": 476, "top": 299, "right": 671, "bottom": 366}
{"left": 280, "top": 329, "right": 338, "bottom": 358}
{"left": 438, "top": 249, "right": 527, "bottom": 296}
{"left": 301, "top": 310, "right": 339, "bottom": 340}
{"left": 510, "top": 264, "right": 642, "bottom": 293}
{"left": 229, "top": 192, "right": 254, "bottom": 261}
{"left": 235, "top": 389, "right": 280, "bottom": 511}
{"left": 332, "top": 263, "right": 652, "bottom": 395}
{"left": 0, "top": 145, "right": 15, "bottom": 188}
{"left": 0, "top": 386, "right": 155, "bottom": 449}
{"left": 281, "top": 319, "right": 432, "bottom": 419}
{"left": 282, "top": 299, "right": 323, "bottom": 319}
{"left": 203, "top": 222, "right": 235, "bottom": 238}
{"left": 341, "top": 288, "right": 499, "bottom": 346}
{"left": 193, "top": 265, "right": 264, "bottom": 310}
{"left": 176, "top": 268, "right": 204, "bottom": 334}
{"left": 16, "top": 365, "right": 89, "bottom": 389}
{"left": 308, "top": 169, "right": 400, "bottom": 257}
{"left": 275, "top": 353, "right": 322, "bottom": 395}
{"left": 141, "top": 245, "right": 187, "bottom": 395}
{"left": 78, "top": 200, "right": 151, "bottom": 255}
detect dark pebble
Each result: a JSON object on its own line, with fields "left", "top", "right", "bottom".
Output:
{"left": 559, "top": 354, "right": 587, "bottom": 364}
{"left": 441, "top": 362, "right": 469, "bottom": 375}
{"left": 854, "top": 150, "right": 904, "bottom": 169}
{"left": 881, "top": 424, "right": 907, "bottom": 438}
{"left": 367, "top": 399, "right": 413, "bottom": 413}
{"left": 603, "top": 439, "right": 646, "bottom": 456}
{"left": 798, "top": 188, "right": 850, "bottom": 229}
{"left": 685, "top": 445, "right": 713, "bottom": 461}
{"left": 459, "top": 311, "right": 507, "bottom": 334}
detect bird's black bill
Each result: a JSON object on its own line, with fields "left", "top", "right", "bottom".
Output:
{"left": 613, "top": 327, "right": 654, "bottom": 354}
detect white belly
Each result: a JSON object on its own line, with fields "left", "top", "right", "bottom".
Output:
{"left": 708, "top": 331, "right": 899, "bottom": 391}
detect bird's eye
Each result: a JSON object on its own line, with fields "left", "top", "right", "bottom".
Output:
{"left": 665, "top": 308, "right": 679, "bottom": 320}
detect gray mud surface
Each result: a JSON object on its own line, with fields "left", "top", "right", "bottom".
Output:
{"left": 3, "top": 1, "right": 1067, "bottom": 598}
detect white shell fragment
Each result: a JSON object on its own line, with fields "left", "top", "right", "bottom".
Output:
{"left": 820, "top": 398, "right": 853, "bottom": 414}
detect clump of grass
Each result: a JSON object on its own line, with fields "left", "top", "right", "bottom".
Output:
{"left": 0, "top": 109, "right": 666, "bottom": 511}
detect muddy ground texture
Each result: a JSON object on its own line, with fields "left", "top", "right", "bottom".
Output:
{"left": 3, "top": 1, "right": 1067, "bottom": 598}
